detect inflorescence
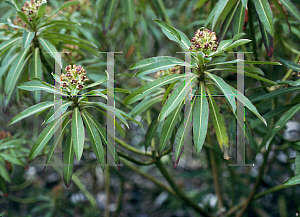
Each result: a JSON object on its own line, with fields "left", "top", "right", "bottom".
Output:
{"left": 189, "top": 28, "right": 219, "bottom": 54}
{"left": 61, "top": 65, "right": 88, "bottom": 92}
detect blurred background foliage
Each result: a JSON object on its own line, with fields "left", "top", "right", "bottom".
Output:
{"left": 0, "top": 0, "right": 300, "bottom": 216}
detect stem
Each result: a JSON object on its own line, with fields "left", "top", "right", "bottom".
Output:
{"left": 111, "top": 167, "right": 125, "bottom": 217}
{"left": 209, "top": 149, "right": 224, "bottom": 211}
{"left": 115, "top": 137, "right": 152, "bottom": 156}
{"left": 118, "top": 152, "right": 155, "bottom": 165}
{"left": 121, "top": 159, "right": 176, "bottom": 197}
{"left": 248, "top": 0, "right": 258, "bottom": 61}
{"left": 155, "top": 159, "right": 214, "bottom": 217}
{"left": 226, "top": 184, "right": 295, "bottom": 216}
{"left": 235, "top": 143, "right": 272, "bottom": 217}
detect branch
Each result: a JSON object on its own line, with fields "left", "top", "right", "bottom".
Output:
{"left": 155, "top": 159, "right": 214, "bottom": 217}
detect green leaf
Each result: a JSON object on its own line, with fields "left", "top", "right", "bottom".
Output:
{"left": 4, "top": 46, "right": 30, "bottom": 95}
{"left": 172, "top": 98, "right": 194, "bottom": 167}
{"left": 129, "top": 95, "right": 163, "bottom": 118}
{"left": 242, "top": 0, "right": 248, "bottom": 9}
{"left": 0, "top": 153, "right": 24, "bottom": 166}
{"left": 278, "top": 0, "right": 300, "bottom": 23}
{"left": 204, "top": 72, "right": 236, "bottom": 113}
{"left": 251, "top": 86, "right": 300, "bottom": 102}
{"left": 28, "top": 111, "right": 71, "bottom": 161}
{"left": 244, "top": 60, "right": 281, "bottom": 65}
{"left": 30, "top": 48, "right": 43, "bottom": 103}
{"left": 153, "top": 19, "right": 181, "bottom": 42}
{"left": 159, "top": 75, "right": 198, "bottom": 121}
{"left": 43, "top": 101, "right": 72, "bottom": 125}
{"left": 219, "top": 0, "right": 240, "bottom": 41}
{"left": 0, "top": 163, "right": 10, "bottom": 183}
{"left": 159, "top": 101, "right": 183, "bottom": 155}
{"left": 278, "top": 57, "right": 300, "bottom": 71}
{"left": 212, "top": 0, "right": 230, "bottom": 30}
{"left": 218, "top": 39, "right": 233, "bottom": 50}
{"left": 284, "top": 174, "right": 300, "bottom": 185}
{"left": 123, "top": 74, "right": 187, "bottom": 105}
{"left": 82, "top": 112, "right": 105, "bottom": 169}
{"left": 265, "top": 103, "right": 300, "bottom": 148}
{"left": 103, "top": 0, "right": 119, "bottom": 31}
{"left": 63, "top": 131, "right": 74, "bottom": 187}
{"left": 18, "top": 78, "right": 68, "bottom": 95}
{"left": 36, "top": 1, "right": 47, "bottom": 19}
{"left": 125, "top": 0, "right": 134, "bottom": 28}
{"left": 0, "top": 37, "right": 22, "bottom": 55}
{"left": 259, "top": 18, "right": 273, "bottom": 57}
{"left": 207, "top": 88, "right": 230, "bottom": 160}
{"left": 194, "top": 0, "right": 209, "bottom": 10}
{"left": 81, "top": 90, "right": 107, "bottom": 99}
{"left": 253, "top": 0, "right": 274, "bottom": 36}
{"left": 295, "top": 150, "right": 300, "bottom": 175}
{"left": 0, "top": 52, "right": 18, "bottom": 80}
{"left": 229, "top": 85, "right": 267, "bottom": 126}
{"left": 45, "top": 118, "right": 71, "bottom": 171}
{"left": 135, "top": 59, "right": 187, "bottom": 77}
{"left": 145, "top": 116, "right": 158, "bottom": 151}
{"left": 72, "top": 108, "right": 85, "bottom": 161}
{"left": 233, "top": 1, "right": 246, "bottom": 36}
{"left": 9, "top": 101, "right": 54, "bottom": 125}
{"left": 38, "top": 38, "right": 58, "bottom": 59}
{"left": 83, "top": 77, "right": 107, "bottom": 89}
{"left": 16, "top": 11, "right": 31, "bottom": 27}
{"left": 129, "top": 56, "right": 184, "bottom": 70}
{"left": 48, "top": 1, "right": 80, "bottom": 18}
{"left": 225, "top": 39, "right": 252, "bottom": 51}
{"left": 193, "top": 82, "right": 209, "bottom": 154}
{"left": 83, "top": 110, "right": 120, "bottom": 166}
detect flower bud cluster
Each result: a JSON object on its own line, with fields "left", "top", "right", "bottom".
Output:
{"left": 189, "top": 28, "right": 219, "bottom": 54}
{"left": 61, "top": 65, "right": 88, "bottom": 91}
{"left": 155, "top": 66, "right": 181, "bottom": 78}
{"left": 21, "top": 0, "right": 42, "bottom": 22}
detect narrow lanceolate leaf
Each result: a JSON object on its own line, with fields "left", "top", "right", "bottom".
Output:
{"left": 45, "top": 119, "right": 71, "bottom": 171}
{"left": 83, "top": 77, "right": 107, "bottom": 89}
{"left": 135, "top": 59, "right": 187, "bottom": 77}
{"left": 278, "top": 57, "right": 300, "bottom": 71}
{"left": 16, "top": 11, "right": 31, "bottom": 27}
{"left": 30, "top": 48, "right": 43, "bottom": 103}
{"left": 0, "top": 164, "right": 10, "bottom": 183}
{"left": 204, "top": 72, "right": 236, "bottom": 113}
{"left": 212, "top": 0, "right": 230, "bottom": 30}
{"left": 253, "top": 0, "right": 274, "bottom": 36}
{"left": 172, "top": 99, "right": 194, "bottom": 167}
{"left": 4, "top": 46, "right": 30, "bottom": 95}
{"left": 228, "top": 85, "right": 267, "bottom": 126}
{"left": 145, "top": 115, "right": 158, "bottom": 151}
{"left": 125, "top": 0, "right": 134, "bottom": 28}
{"left": 28, "top": 111, "right": 71, "bottom": 161}
{"left": 295, "top": 150, "right": 300, "bottom": 175}
{"left": 103, "top": 0, "right": 119, "bottom": 31}
{"left": 43, "top": 101, "right": 72, "bottom": 125}
{"left": 36, "top": 1, "right": 47, "bottom": 19}
{"left": 233, "top": 1, "right": 245, "bottom": 36}
{"left": 63, "top": 131, "right": 74, "bottom": 187}
{"left": 153, "top": 19, "right": 181, "bottom": 42}
{"left": 278, "top": 0, "right": 300, "bottom": 23}
{"left": 251, "top": 86, "right": 300, "bottom": 102}
{"left": 129, "top": 56, "right": 183, "bottom": 70}
{"left": 18, "top": 78, "right": 68, "bottom": 95}
{"left": 259, "top": 19, "right": 273, "bottom": 57}
{"left": 284, "top": 173, "right": 300, "bottom": 185}
{"left": 219, "top": 0, "right": 240, "bottom": 41}
{"left": 9, "top": 101, "right": 54, "bottom": 125}
{"left": 83, "top": 110, "right": 120, "bottom": 167}
{"left": 22, "top": 31, "right": 35, "bottom": 50}
{"left": 159, "top": 101, "right": 183, "bottom": 155}
{"left": 0, "top": 37, "right": 22, "bottom": 54}
{"left": 82, "top": 112, "right": 105, "bottom": 168}
{"left": 265, "top": 103, "right": 300, "bottom": 148}
{"left": 225, "top": 39, "right": 252, "bottom": 51}
{"left": 242, "top": 0, "right": 248, "bottom": 9}
{"left": 159, "top": 74, "right": 198, "bottom": 121}
{"left": 39, "top": 38, "right": 58, "bottom": 59}
{"left": 123, "top": 74, "right": 187, "bottom": 105}
{"left": 244, "top": 60, "right": 281, "bottom": 65}
{"left": 72, "top": 108, "right": 85, "bottom": 161}
{"left": 207, "top": 89, "right": 230, "bottom": 160}
{"left": 193, "top": 82, "right": 209, "bottom": 154}
{"left": 48, "top": 1, "right": 80, "bottom": 18}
